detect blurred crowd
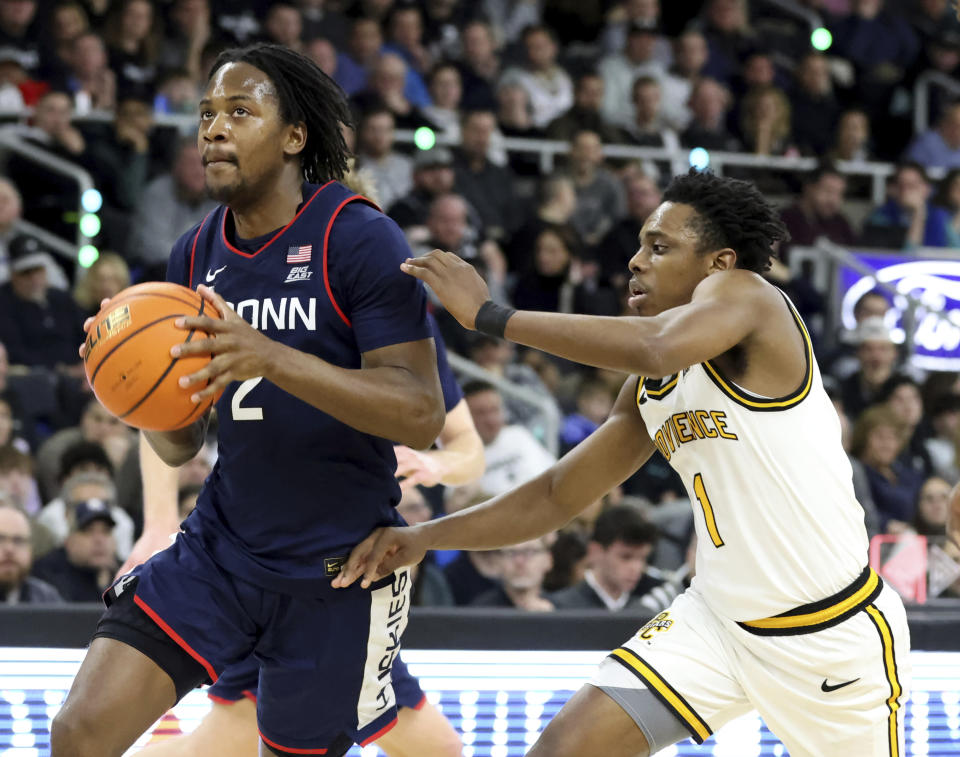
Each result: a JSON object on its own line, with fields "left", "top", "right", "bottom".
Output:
{"left": 0, "top": 0, "right": 959, "bottom": 610}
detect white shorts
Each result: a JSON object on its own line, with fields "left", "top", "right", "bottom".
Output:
{"left": 591, "top": 568, "right": 911, "bottom": 757}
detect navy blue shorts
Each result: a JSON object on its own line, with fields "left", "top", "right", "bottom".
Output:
{"left": 208, "top": 653, "right": 426, "bottom": 712}
{"left": 111, "top": 529, "right": 411, "bottom": 753}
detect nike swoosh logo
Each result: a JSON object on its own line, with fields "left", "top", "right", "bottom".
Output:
{"left": 205, "top": 265, "right": 227, "bottom": 282}
{"left": 821, "top": 678, "right": 859, "bottom": 692}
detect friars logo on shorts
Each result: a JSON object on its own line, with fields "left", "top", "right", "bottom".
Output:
{"left": 637, "top": 611, "right": 674, "bottom": 641}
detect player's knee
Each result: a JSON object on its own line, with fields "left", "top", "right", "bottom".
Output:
{"left": 437, "top": 729, "right": 464, "bottom": 757}
{"left": 50, "top": 706, "right": 108, "bottom": 757}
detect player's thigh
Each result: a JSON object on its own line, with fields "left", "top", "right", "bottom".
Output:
{"left": 528, "top": 684, "right": 651, "bottom": 757}
{"left": 135, "top": 699, "right": 259, "bottom": 757}
{"left": 736, "top": 584, "right": 911, "bottom": 757}
{"left": 51, "top": 637, "right": 177, "bottom": 757}
{"left": 377, "top": 701, "right": 463, "bottom": 757}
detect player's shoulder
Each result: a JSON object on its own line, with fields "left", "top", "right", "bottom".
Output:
{"left": 170, "top": 210, "right": 220, "bottom": 258}
{"left": 693, "top": 268, "right": 778, "bottom": 305}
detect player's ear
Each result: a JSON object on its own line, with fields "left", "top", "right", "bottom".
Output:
{"left": 283, "top": 122, "right": 307, "bottom": 157}
{"left": 709, "top": 248, "right": 736, "bottom": 273}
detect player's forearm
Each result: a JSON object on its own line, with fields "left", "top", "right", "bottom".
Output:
{"left": 426, "top": 433, "right": 486, "bottom": 486}
{"left": 504, "top": 310, "right": 668, "bottom": 376}
{"left": 265, "top": 343, "right": 444, "bottom": 449}
{"left": 143, "top": 415, "right": 208, "bottom": 467}
{"left": 139, "top": 435, "right": 182, "bottom": 530}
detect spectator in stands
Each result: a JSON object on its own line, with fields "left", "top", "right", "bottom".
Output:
{"left": 697, "top": 0, "right": 755, "bottom": 86}
{"left": 791, "top": 51, "right": 842, "bottom": 157}
{"left": 512, "top": 227, "right": 618, "bottom": 316}
{"left": 352, "top": 52, "right": 432, "bottom": 127}
{"left": 126, "top": 138, "right": 216, "bottom": 277}
{"left": 827, "top": 108, "right": 872, "bottom": 164}
{"left": 262, "top": 2, "right": 302, "bottom": 53}
{"left": 452, "top": 109, "right": 520, "bottom": 242}
{"left": 40, "top": 1, "right": 89, "bottom": 84}
{"left": 421, "top": 61, "right": 462, "bottom": 140}
{"left": 925, "top": 394, "right": 960, "bottom": 483}
{"left": 0, "top": 0, "right": 42, "bottom": 77}
{"left": 0, "top": 444, "right": 41, "bottom": 516}
{"left": 0, "top": 392, "right": 28, "bottom": 452}
{"left": 547, "top": 72, "right": 624, "bottom": 145}
{"left": 623, "top": 75, "right": 679, "bottom": 150}
{"left": 906, "top": 100, "right": 960, "bottom": 170}
{"left": 397, "top": 486, "right": 454, "bottom": 606}
{"left": 441, "top": 485, "right": 503, "bottom": 604}
{"left": 499, "top": 25, "right": 572, "bottom": 129}
{"left": 60, "top": 31, "right": 116, "bottom": 113}
{"left": 35, "top": 398, "right": 133, "bottom": 501}
{"left": 72, "top": 252, "right": 129, "bottom": 320}
{"left": 103, "top": 0, "right": 159, "bottom": 96}
{"left": 910, "top": 0, "right": 960, "bottom": 44}
{"left": 305, "top": 36, "right": 337, "bottom": 77}
{"left": 158, "top": 0, "right": 212, "bottom": 85}
{"left": 739, "top": 85, "right": 794, "bottom": 156}
{"left": 505, "top": 174, "right": 579, "bottom": 273}
{"left": 335, "top": 16, "right": 384, "bottom": 96}
{"left": 851, "top": 405, "right": 924, "bottom": 532}
{"left": 778, "top": 163, "right": 856, "bottom": 264}
{"left": 934, "top": 168, "right": 960, "bottom": 245}
{"left": 464, "top": 380, "right": 556, "bottom": 496}
{"left": 560, "top": 378, "right": 614, "bottom": 454}
{"left": 861, "top": 161, "right": 953, "bottom": 249}
{"left": 838, "top": 317, "right": 900, "bottom": 420}
{"left": 495, "top": 82, "right": 545, "bottom": 178}
{"left": 597, "top": 171, "right": 660, "bottom": 291}
{"left": 880, "top": 374, "right": 933, "bottom": 478}
{"left": 420, "top": 0, "right": 471, "bottom": 62}
{"left": 0, "top": 235, "right": 84, "bottom": 372}
{"left": 568, "top": 130, "right": 626, "bottom": 245}
{"left": 32, "top": 498, "right": 118, "bottom": 601}
{"left": 472, "top": 536, "right": 555, "bottom": 610}
{"left": 456, "top": 19, "right": 500, "bottom": 110}
{"left": 384, "top": 3, "right": 432, "bottom": 76}
{"left": 913, "top": 475, "right": 953, "bottom": 535}
{"left": 36, "top": 451, "right": 134, "bottom": 559}
{"left": 551, "top": 505, "right": 661, "bottom": 611}
{"left": 354, "top": 107, "right": 413, "bottom": 212}
{"left": 601, "top": 0, "right": 671, "bottom": 62}
{"left": 0, "top": 502, "right": 62, "bottom": 603}
{"left": 599, "top": 22, "right": 666, "bottom": 129}
{"left": 0, "top": 177, "right": 21, "bottom": 283}
{"left": 679, "top": 77, "right": 740, "bottom": 152}
{"left": 389, "top": 146, "right": 481, "bottom": 236}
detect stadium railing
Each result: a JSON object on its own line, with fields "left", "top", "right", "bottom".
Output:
{"left": 913, "top": 70, "right": 960, "bottom": 136}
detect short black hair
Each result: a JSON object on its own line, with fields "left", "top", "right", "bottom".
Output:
{"left": 662, "top": 169, "right": 789, "bottom": 273}
{"left": 58, "top": 440, "right": 114, "bottom": 483}
{"left": 805, "top": 160, "right": 844, "bottom": 186}
{"left": 853, "top": 289, "right": 888, "bottom": 319}
{"left": 208, "top": 43, "right": 351, "bottom": 183}
{"left": 877, "top": 373, "right": 922, "bottom": 404}
{"left": 462, "top": 380, "right": 499, "bottom": 399}
{"left": 591, "top": 505, "right": 657, "bottom": 548}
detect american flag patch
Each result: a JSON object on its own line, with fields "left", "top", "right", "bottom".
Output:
{"left": 286, "top": 244, "right": 312, "bottom": 263}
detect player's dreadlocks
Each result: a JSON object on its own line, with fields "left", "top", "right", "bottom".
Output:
{"left": 208, "top": 43, "right": 351, "bottom": 183}
{"left": 662, "top": 169, "right": 789, "bottom": 273}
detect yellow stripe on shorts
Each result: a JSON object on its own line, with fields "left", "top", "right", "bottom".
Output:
{"left": 609, "top": 647, "right": 712, "bottom": 744}
{"left": 865, "top": 604, "right": 903, "bottom": 757}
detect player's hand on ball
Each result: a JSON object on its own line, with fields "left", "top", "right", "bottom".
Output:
{"left": 332, "top": 525, "right": 428, "bottom": 589}
{"left": 172, "top": 284, "right": 277, "bottom": 403}
{"left": 78, "top": 298, "right": 113, "bottom": 359}
{"left": 401, "top": 250, "right": 490, "bottom": 330}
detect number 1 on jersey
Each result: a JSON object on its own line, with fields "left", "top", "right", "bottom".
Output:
{"left": 693, "top": 473, "right": 725, "bottom": 548}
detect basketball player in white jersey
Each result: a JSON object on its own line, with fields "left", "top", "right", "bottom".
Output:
{"left": 334, "top": 170, "right": 912, "bottom": 757}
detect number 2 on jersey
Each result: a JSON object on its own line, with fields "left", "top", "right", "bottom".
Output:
{"left": 693, "top": 473, "right": 724, "bottom": 547}
{"left": 232, "top": 377, "right": 264, "bottom": 421}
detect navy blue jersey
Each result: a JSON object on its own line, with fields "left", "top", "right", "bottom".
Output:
{"left": 166, "top": 181, "right": 432, "bottom": 594}
{"left": 429, "top": 312, "right": 462, "bottom": 413}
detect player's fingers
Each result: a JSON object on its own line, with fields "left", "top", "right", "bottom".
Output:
{"left": 196, "top": 284, "right": 231, "bottom": 319}
{"left": 360, "top": 533, "right": 401, "bottom": 588}
{"left": 177, "top": 352, "right": 228, "bottom": 388}
{"left": 175, "top": 314, "right": 227, "bottom": 334}
{"left": 188, "top": 374, "right": 229, "bottom": 404}
{"left": 332, "top": 530, "right": 382, "bottom": 588}
{"left": 171, "top": 335, "right": 223, "bottom": 358}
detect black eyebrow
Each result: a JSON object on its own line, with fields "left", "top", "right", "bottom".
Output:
{"left": 198, "top": 95, "right": 254, "bottom": 106}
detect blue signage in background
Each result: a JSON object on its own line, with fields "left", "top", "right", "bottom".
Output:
{"left": 839, "top": 254, "right": 960, "bottom": 372}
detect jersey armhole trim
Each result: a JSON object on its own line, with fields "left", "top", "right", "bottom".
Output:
{"left": 700, "top": 292, "right": 813, "bottom": 412}
{"left": 187, "top": 209, "right": 216, "bottom": 289}
{"left": 323, "top": 194, "right": 381, "bottom": 328}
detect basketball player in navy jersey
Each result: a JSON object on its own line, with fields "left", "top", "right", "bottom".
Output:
{"left": 56, "top": 44, "right": 445, "bottom": 757}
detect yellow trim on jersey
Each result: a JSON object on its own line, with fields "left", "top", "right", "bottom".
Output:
{"left": 635, "top": 376, "right": 646, "bottom": 404}
{"left": 702, "top": 295, "right": 814, "bottom": 410}
{"left": 866, "top": 604, "right": 903, "bottom": 757}
{"left": 742, "top": 569, "right": 880, "bottom": 631}
{"left": 645, "top": 374, "right": 679, "bottom": 398}
{"left": 609, "top": 648, "right": 712, "bottom": 743}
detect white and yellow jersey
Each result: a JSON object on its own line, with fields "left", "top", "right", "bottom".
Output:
{"left": 635, "top": 295, "right": 868, "bottom": 622}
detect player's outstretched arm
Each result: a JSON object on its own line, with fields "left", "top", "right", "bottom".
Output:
{"left": 395, "top": 399, "right": 485, "bottom": 490}
{"left": 334, "top": 377, "right": 655, "bottom": 588}
{"left": 173, "top": 286, "right": 445, "bottom": 450}
{"left": 402, "top": 250, "right": 770, "bottom": 378}
{"left": 949, "top": 483, "right": 960, "bottom": 549}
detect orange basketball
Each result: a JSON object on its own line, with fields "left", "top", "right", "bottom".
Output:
{"left": 83, "top": 282, "right": 223, "bottom": 431}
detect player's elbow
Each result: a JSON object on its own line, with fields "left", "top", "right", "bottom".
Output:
{"left": 402, "top": 395, "right": 445, "bottom": 450}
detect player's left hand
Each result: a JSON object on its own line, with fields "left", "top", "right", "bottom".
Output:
{"left": 401, "top": 250, "right": 490, "bottom": 330}
{"left": 394, "top": 445, "right": 444, "bottom": 490}
{"left": 172, "top": 284, "right": 279, "bottom": 403}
